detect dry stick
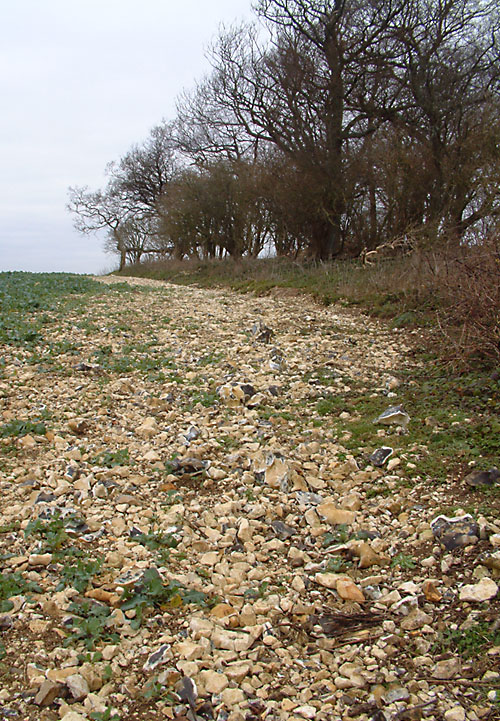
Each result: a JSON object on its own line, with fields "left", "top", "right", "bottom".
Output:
{"left": 392, "top": 700, "right": 437, "bottom": 720}
{"left": 418, "top": 677, "right": 500, "bottom": 688}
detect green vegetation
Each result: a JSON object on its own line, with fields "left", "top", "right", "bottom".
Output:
{"left": 92, "top": 448, "right": 130, "bottom": 468}
{"left": 433, "top": 620, "right": 500, "bottom": 658}
{"left": 57, "top": 557, "right": 103, "bottom": 593}
{"left": 0, "top": 272, "right": 105, "bottom": 347}
{"left": 65, "top": 600, "right": 120, "bottom": 650}
{"left": 390, "top": 553, "right": 417, "bottom": 570}
{"left": 133, "top": 530, "right": 178, "bottom": 552}
{"left": 90, "top": 708, "right": 121, "bottom": 721}
{"left": 120, "top": 567, "right": 210, "bottom": 629}
{"left": 92, "top": 343, "right": 177, "bottom": 381}
{"left": 24, "top": 511, "right": 86, "bottom": 557}
{"left": 0, "top": 571, "right": 42, "bottom": 612}
{"left": 0, "top": 418, "right": 47, "bottom": 438}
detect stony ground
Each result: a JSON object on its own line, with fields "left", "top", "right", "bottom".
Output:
{"left": 0, "top": 275, "right": 499, "bottom": 721}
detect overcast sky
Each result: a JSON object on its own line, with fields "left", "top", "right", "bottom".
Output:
{"left": 0, "top": 0, "right": 253, "bottom": 274}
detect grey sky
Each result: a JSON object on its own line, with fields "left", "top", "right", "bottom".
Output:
{"left": 0, "top": 0, "right": 253, "bottom": 274}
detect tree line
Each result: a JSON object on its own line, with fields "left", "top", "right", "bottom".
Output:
{"left": 68, "top": 0, "right": 500, "bottom": 267}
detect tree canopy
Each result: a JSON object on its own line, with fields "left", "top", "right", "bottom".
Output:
{"left": 69, "top": 0, "right": 500, "bottom": 263}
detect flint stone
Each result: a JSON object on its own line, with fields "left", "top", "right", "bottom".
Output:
{"left": 336, "top": 577, "right": 365, "bottom": 602}
{"left": 34, "top": 679, "right": 62, "bottom": 706}
{"left": 464, "top": 467, "right": 500, "bottom": 487}
{"left": 143, "top": 644, "right": 171, "bottom": 671}
{"left": 315, "top": 572, "right": 338, "bottom": 589}
{"left": 431, "top": 514, "right": 480, "bottom": 551}
{"left": 459, "top": 578, "right": 498, "bottom": 602}
{"left": 271, "top": 520, "right": 297, "bottom": 540}
{"left": 66, "top": 673, "right": 90, "bottom": 701}
{"left": 317, "top": 502, "right": 355, "bottom": 525}
{"left": 200, "top": 670, "right": 229, "bottom": 694}
{"left": 444, "top": 707, "right": 466, "bottom": 721}
{"left": 369, "top": 447, "right": 393, "bottom": 467}
{"left": 211, "top": 628, "right": 254, "bottom": 652}
{"left": 432, "top": 658, "right": 461, "bottom": 680}
{"left": 222, "top": 688, "right": 246, "bottom": 705}
{"left": 61, "top": 713, "right": 88, "bottom": 721}
{"left": 384, "top": 686, "right": 410, "bottom": 703}
{"left": 400, "top": 609, "right": 433, "bottom": 630}
{"left": 295, "top": 705, "right": 317, "bottom": 719}
{"left": 349, "top": 540, "right": 384, "bottom": 568}
{"left": 175, "top": 641, "right": 206, "bottom": 660}
{"left": 374, "top": 406, "right": 410, "bottom": 428}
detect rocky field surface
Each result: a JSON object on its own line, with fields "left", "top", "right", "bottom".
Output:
{"left": 0, "top": 274, "right": 499, "bottom": 721}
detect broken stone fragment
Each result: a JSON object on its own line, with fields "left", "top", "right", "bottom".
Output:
{"left": 199, "top": 669, "right": 229, "bottom": 694}
{"left": 252, "top": 451, "right": 289, "bottom": 489}
{"left": 349, "top": 540, "right": 386, "bottom": 568}
{"left": 143, "top": 643, "right": 171, "bottom": 671}
{"left": 432, "top": 657, "right": 461, "bottom": 680}
{"left": 400, "top": 609, "right": 433, "bottom": 630}
{"left": 218, "top": 382, "right": 256, "bottom": 407}
{"left": 34, "top": 679, "right": 62, "bottom": 706}
{"left": 422, "top": 580, "right": 442, "bottom": 602}
{"left": 136, "top": 417, "right": 159, "bottom": 439}
{"left": 65, "top": 673, "right": 90, "bottom": 701}
{"left": 374, "top": 405, "right": 410, "bottom": 428}
{"left": 464, "top": 467, "right": 500, "bottom": 487}
{"left": 368, "top": 447, "right": 393, "bottom": 467}
{"left": 431, "top": 514, "right": 480, "bottom": 551}
{"left": 270, "top": 520, "right": 297, "bottom": 540}
{"left": 459, "top": 577, "right": 498, "bottom": 602}
{"left": 317, "top": 501, "right": 355, "bottom": 526}
{"left": 211, "top": 627, "right": 254, "bottom": 652}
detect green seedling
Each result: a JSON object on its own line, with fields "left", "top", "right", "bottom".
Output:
{"left": 57, "top": 557, "right": 102, "bottom": 592}
{"left": 0, "top": 572, "right": 42, "bottom": 612}
{"left": 133, "top": 531, "right": 178, "bottom": 552}
{"left": 93, "top": 448, "right": 130, "bottom": 468}
{"left": 24, "top": 511, "right": 85, "bottom": 556}
{"left": 64, "top": 601, "right": 120, "bottom": 650}
{"left": 0, "top": 419, "right": 47, "bottom": 438}
{"left": 433, "top": 621, "right": 500, "bottom": 658}
{"left": 90, "top": 706, "right": 121, "bottom": 721}
{"left": 120, "top": 567, "right": 209, "bottom": 629}
{"left": 390, "top": 553, "right": 416, "bottom": 570}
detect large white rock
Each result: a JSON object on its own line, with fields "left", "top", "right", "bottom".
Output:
{"left": 459, "top": 577, "right": 498, "bottom": 602}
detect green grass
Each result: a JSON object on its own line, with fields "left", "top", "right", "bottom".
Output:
{"left": 92, "top": 448, "right": 130, "bottom": 468}
{"left": 57, "top": 556, "right": 103, "bottom": 593}
{"left": 24, "top": 511, "right": 86, "bottom": 556}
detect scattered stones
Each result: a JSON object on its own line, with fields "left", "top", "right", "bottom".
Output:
{"left": 1, "top": 275, "right": 498, "bottom": 721}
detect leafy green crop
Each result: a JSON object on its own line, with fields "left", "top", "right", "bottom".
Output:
{"left": 120, "top": 568, "right": 209, "bottom": 629}
{"left": 65, "top": 601, "right": 120, "bottom": 650}
{"left": 0, "top": 419, "right": 47, "bottom": 438}
{"left": 0, "top": 572, "right": 42, "bottom": 612}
